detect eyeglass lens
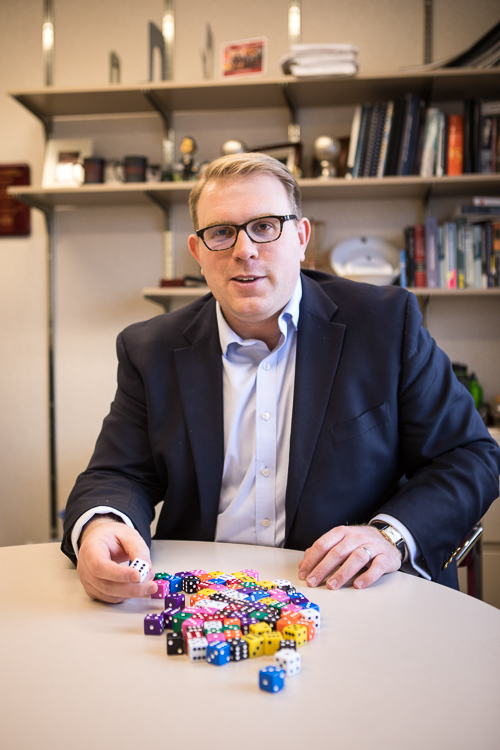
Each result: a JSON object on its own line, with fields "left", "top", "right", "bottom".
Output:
{"left": 204, "top": 216, "right": 283, "bottom": 250}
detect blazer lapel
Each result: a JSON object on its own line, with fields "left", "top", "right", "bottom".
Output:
{"left": 285, "top": 274, "right": 346, "bottom": 542}
{"left": 174, "top": 297, "right": 224, "bottom": 537}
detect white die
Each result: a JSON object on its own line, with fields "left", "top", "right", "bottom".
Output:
{"left": 187, "top": 636, "right": 208, "bottom": 662}
{"left": 274, "top": 648, "right": 301, "bottom": 676}
{"left": 272, "top": 579, "right": 293, "bottom": 588}
{"left": 300, "top": 607, "right": 321, "bottom": 629}
{"left": 130, "top": 558, "right": 150, "bottom": 583}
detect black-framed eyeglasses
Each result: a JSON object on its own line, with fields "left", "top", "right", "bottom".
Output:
{"left": 196, "top": 214, "right": 298, "bottom": 252}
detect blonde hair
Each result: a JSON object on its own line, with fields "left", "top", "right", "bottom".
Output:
{"left": 188, "top": 152, "right": 302, "bottom": 230}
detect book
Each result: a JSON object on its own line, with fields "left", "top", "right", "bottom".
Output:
{"left": 455, "top": 217, "right": 467, "bottom": 288}
{"left": 345, "top": 105, "right": 362, "bottom": 178}
{"left": 479, "top": 114, "right": 495, "bottom": 173}
{"left": 413, "top": 224, "right": 427, "bottom": 287}
{"left": 438, "top": 225, "right": 446, "bottom": 288}
{"left": 472, "top": 224, "right": 483, "bottom": 287}
{"left": 404, "top": 226, "right": 415, "bottom": 286}
{"left": 435, "top": 112, "right": 447, "bottom": 177}
{"left": 425, "top": 215, "right": 439, "bottom": 288}
{"left": 459, "top": 205, "right": 500, "bottom": 215}
{"left": 444, "top": 222, "right": 457, "bottom": 288}
{"left": 447, "top": 115, "right": 464, "bottom": 175}
{"left": 400, "top": 20, "right": 500, "bottom": 71}
{"left": 420, "top": 108, "right": 440, "bottom": 177}
{"left": 408, "top": 99, "right": 425, "bottom": 174}
{"left": 473, "top": 196, "right": 500, "bottom": 206}
{"left": 397, "top": 93, "right": 418, "bottom": 175}
{"left": 369, "top": 102, "right": 388, "bottom": 176}
{"left": 352, "top": 103, "right": 370, "bottom": 178}
{"left": 399, "top": 249, "right": 407, "bottom": 288}
{"left": 376, "top": 101, "right": 394, "bottom": 177}
{"left": 384, "top": 98, "right": 406, "bottom": 176}
{"left": 465, "top": 224, "right": 474, "bottom": 287}
{"left": 362, "top": 102, "right": 382, "bottom": 177}
{"left": 357, "top": 104, "right": 374, "bottom": 177}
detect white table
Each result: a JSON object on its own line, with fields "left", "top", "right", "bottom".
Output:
{"left": 1, "top": 540, "right": 499, "bottom": 750}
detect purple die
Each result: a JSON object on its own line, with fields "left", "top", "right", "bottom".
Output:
{"left": 151, "top": 579, "right": 170, "bottom": 599}
{"left": 144, "top": 613, "right": 164, "bottom": 635}
{"left": 165, "top": 592, "right": 185, "bottom": 610}
{"left": 162, "top": 606, "right": 181, "bottom": 628}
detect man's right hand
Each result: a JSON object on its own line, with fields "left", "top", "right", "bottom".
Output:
{"left": 77, "top": 517, "right": 157, "bottom": 604}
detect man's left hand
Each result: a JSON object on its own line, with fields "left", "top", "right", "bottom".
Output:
{"left": 298, "top": 525, "right": 403, "bottom": 590}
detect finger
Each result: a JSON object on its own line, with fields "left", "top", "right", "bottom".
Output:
{"left": 298, "top": 526, "right": 347, "bottom": 582}
{"left": 78, "top": 556, "right": 157, "bottom": 603}
{"left": 301, "top": 535, "right": 362, "bottom": 588}
{"left": 325, "top": 545, "right": 374, "bottom": 589}
{"left": 84, "top": 527, "right": 153, "bottom": 584}
{"left": 352, "top": 554, "right": 392, "bottom": 589}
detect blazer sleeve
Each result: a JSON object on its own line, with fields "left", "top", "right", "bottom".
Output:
{"left": 377, "top": 292, "right": 500, "bottom": 581}
{"left": 61, "top": 331, "right": 165, "bottom": 565}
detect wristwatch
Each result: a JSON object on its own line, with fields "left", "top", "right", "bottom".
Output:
{"left": 369, "top": 521, "right": 406, "bottom": 561}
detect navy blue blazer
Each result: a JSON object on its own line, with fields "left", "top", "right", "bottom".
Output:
{"left": 62, "top": 272, "right": 500, "bottom": 587}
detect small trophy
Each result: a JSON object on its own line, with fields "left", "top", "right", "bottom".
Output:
{"left": 314, "top": 136, "right": 341, "bottom": 178}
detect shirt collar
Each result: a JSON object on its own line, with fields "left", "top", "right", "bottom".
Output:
{"left": 216, "top": 275, "right": 303, "bottom": 357}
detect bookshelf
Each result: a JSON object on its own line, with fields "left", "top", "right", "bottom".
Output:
{"left": 8, "top": 69, "right": 500, "bottom": 302}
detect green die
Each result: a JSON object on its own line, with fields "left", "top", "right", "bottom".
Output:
{"left": 172, "top": 612, "right": 194, "bottom": 632}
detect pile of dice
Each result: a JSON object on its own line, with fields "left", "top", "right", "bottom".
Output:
{"left": 136, "top": 560, "right": 320, "bottom": 694}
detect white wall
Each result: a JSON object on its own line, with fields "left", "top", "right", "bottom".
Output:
{"left": 0, "top": 0, "right": 499, "bottom": 546}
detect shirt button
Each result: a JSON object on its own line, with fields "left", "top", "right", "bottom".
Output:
{"left": 262, "top": 518, "right": 270, "bottom": 527}
{"left": 262, "top": 468, "right": 270, "bottom": 477}
{"left": 262, "top": 362, "right": 271, "bottom": 370}
{"left": 262, "top": 412, "right": 270, "bottom": 421}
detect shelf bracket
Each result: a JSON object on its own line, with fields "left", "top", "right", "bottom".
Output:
{"left": 141, "top": 88, "right": 175, "bottom": 177}
{"left": 12, "top": 96, "right": 53, "bottom": 141}
{"left": 145, "top": 192, "right": 176, "bottom": 281}
{"left": 280, "top": 83, "right": 300, "bottom": 144}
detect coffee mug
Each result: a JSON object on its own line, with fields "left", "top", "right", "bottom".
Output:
{"left": 112, "top": 156, "right": 148, "bottom": 183}
{"left": 83, "top": 157, "right": 105, "bottom": 184}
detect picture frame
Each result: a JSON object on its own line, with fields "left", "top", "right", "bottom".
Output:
{"left": 42, "top": 139, "right": 93, "bottom": 188}
{"left": 220, "top": 37, "right": 267, "bottom": 78}
{"left": 248, "top": 142, "right": 302, "bottom": 177}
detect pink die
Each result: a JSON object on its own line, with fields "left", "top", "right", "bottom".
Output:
{"left": 182, "top": 617, "right": 204, "bottom": 636}
{"left": 206, "top": 632, "right": 226, "bottom": 644}
{"left": 269, "top": 589, "right": 290, "bottom": 602}
{"left": 282, "top": 603, "right": 303, "bottom": 614}
{"left": 241, "top": 569, "right": 259, "bottom": 581}
{"left": 151, "top": 579, "right": 170, "bottom": 599}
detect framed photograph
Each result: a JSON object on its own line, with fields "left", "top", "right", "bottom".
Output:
{"left": 249, "top": 142, "right": 302, "bottom": 177}
{"left": 220, "top": 37, "right": 267, "bottom": 78}
{"left": 42, "top": 139, "right": 93, "bottom": 188}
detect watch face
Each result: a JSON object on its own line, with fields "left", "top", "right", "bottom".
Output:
{"left": 384, "top": 526, "right": 402, "bottom": 545}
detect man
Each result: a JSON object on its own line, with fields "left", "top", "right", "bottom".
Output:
{"left": 62, "top": 153, "right": 500, "bottom": 604}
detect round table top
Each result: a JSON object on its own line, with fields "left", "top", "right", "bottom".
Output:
{"left": 1, "top": 540, "right": 499, "bottom": 750}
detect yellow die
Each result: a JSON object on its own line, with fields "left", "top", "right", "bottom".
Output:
{"left": 258, "top": 580, "right": 276, "bottom": 590}
{"left": 259, "top": 597, "right": 277, "bottom": 607}
{"left": 231, "top": 572, "right": 254, "bottom": 583}
{"left": 264, "top": 631, "right": 283, "bottom": 655}
{"left": 249, "top": 622, "right": 272, "bottom": 637}
{"left": 242, "top": 633, "right": 264, "bottom": 658}
{"left": 283, "top": 623, "right": 308, "bottom": 648}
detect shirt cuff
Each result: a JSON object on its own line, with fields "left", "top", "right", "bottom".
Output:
{"left": 70, "top": 507, "right": 135, "bottom": 560}
{"left": 371, "top": 513, "right": 431, "bottom": 580}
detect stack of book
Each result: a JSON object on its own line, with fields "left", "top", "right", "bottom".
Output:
{"left": 403, "top": 20, "right": 500, "bottom": 71}
{"left": 401, "top": 201, "right": 500, "bottom": 289}
{"left": 281, "top": 44, "right": 359, "bottom": 77}
{"left": 345, "top": 97, "right": 500, "bottom": 179}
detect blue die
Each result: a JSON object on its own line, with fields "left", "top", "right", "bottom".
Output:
{"left": 167, "top": 575, "right": 183, "bottom": 594}
{"left": 206, "top": 641, "right": 231, "bottom": 666}
{"left": 259, "top": 666, "right": 285, "bottom": 693}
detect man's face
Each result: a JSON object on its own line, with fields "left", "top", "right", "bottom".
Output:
{"left": 188, "top": 174, "right": 310, "bottom": 343}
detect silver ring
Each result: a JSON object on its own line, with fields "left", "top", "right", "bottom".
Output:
{"left": 360, "top": 546, "right": 371, "bottom": 557}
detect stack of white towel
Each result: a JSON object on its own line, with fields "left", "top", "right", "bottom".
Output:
{"left": 281, "top": 43, "right": 359, "bottom": 77}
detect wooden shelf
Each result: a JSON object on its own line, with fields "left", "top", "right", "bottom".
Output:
{"left": 9, "top": 173, "right": 500, "bottom": 210}
{"left": 409, "top": 287, "right": 500, "bottom": 296}
{"left": 9, "top": 69, "right": 500, "bottom": 120}
{"left": 142, "top": 284, "right": 500, "bottom": 312}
